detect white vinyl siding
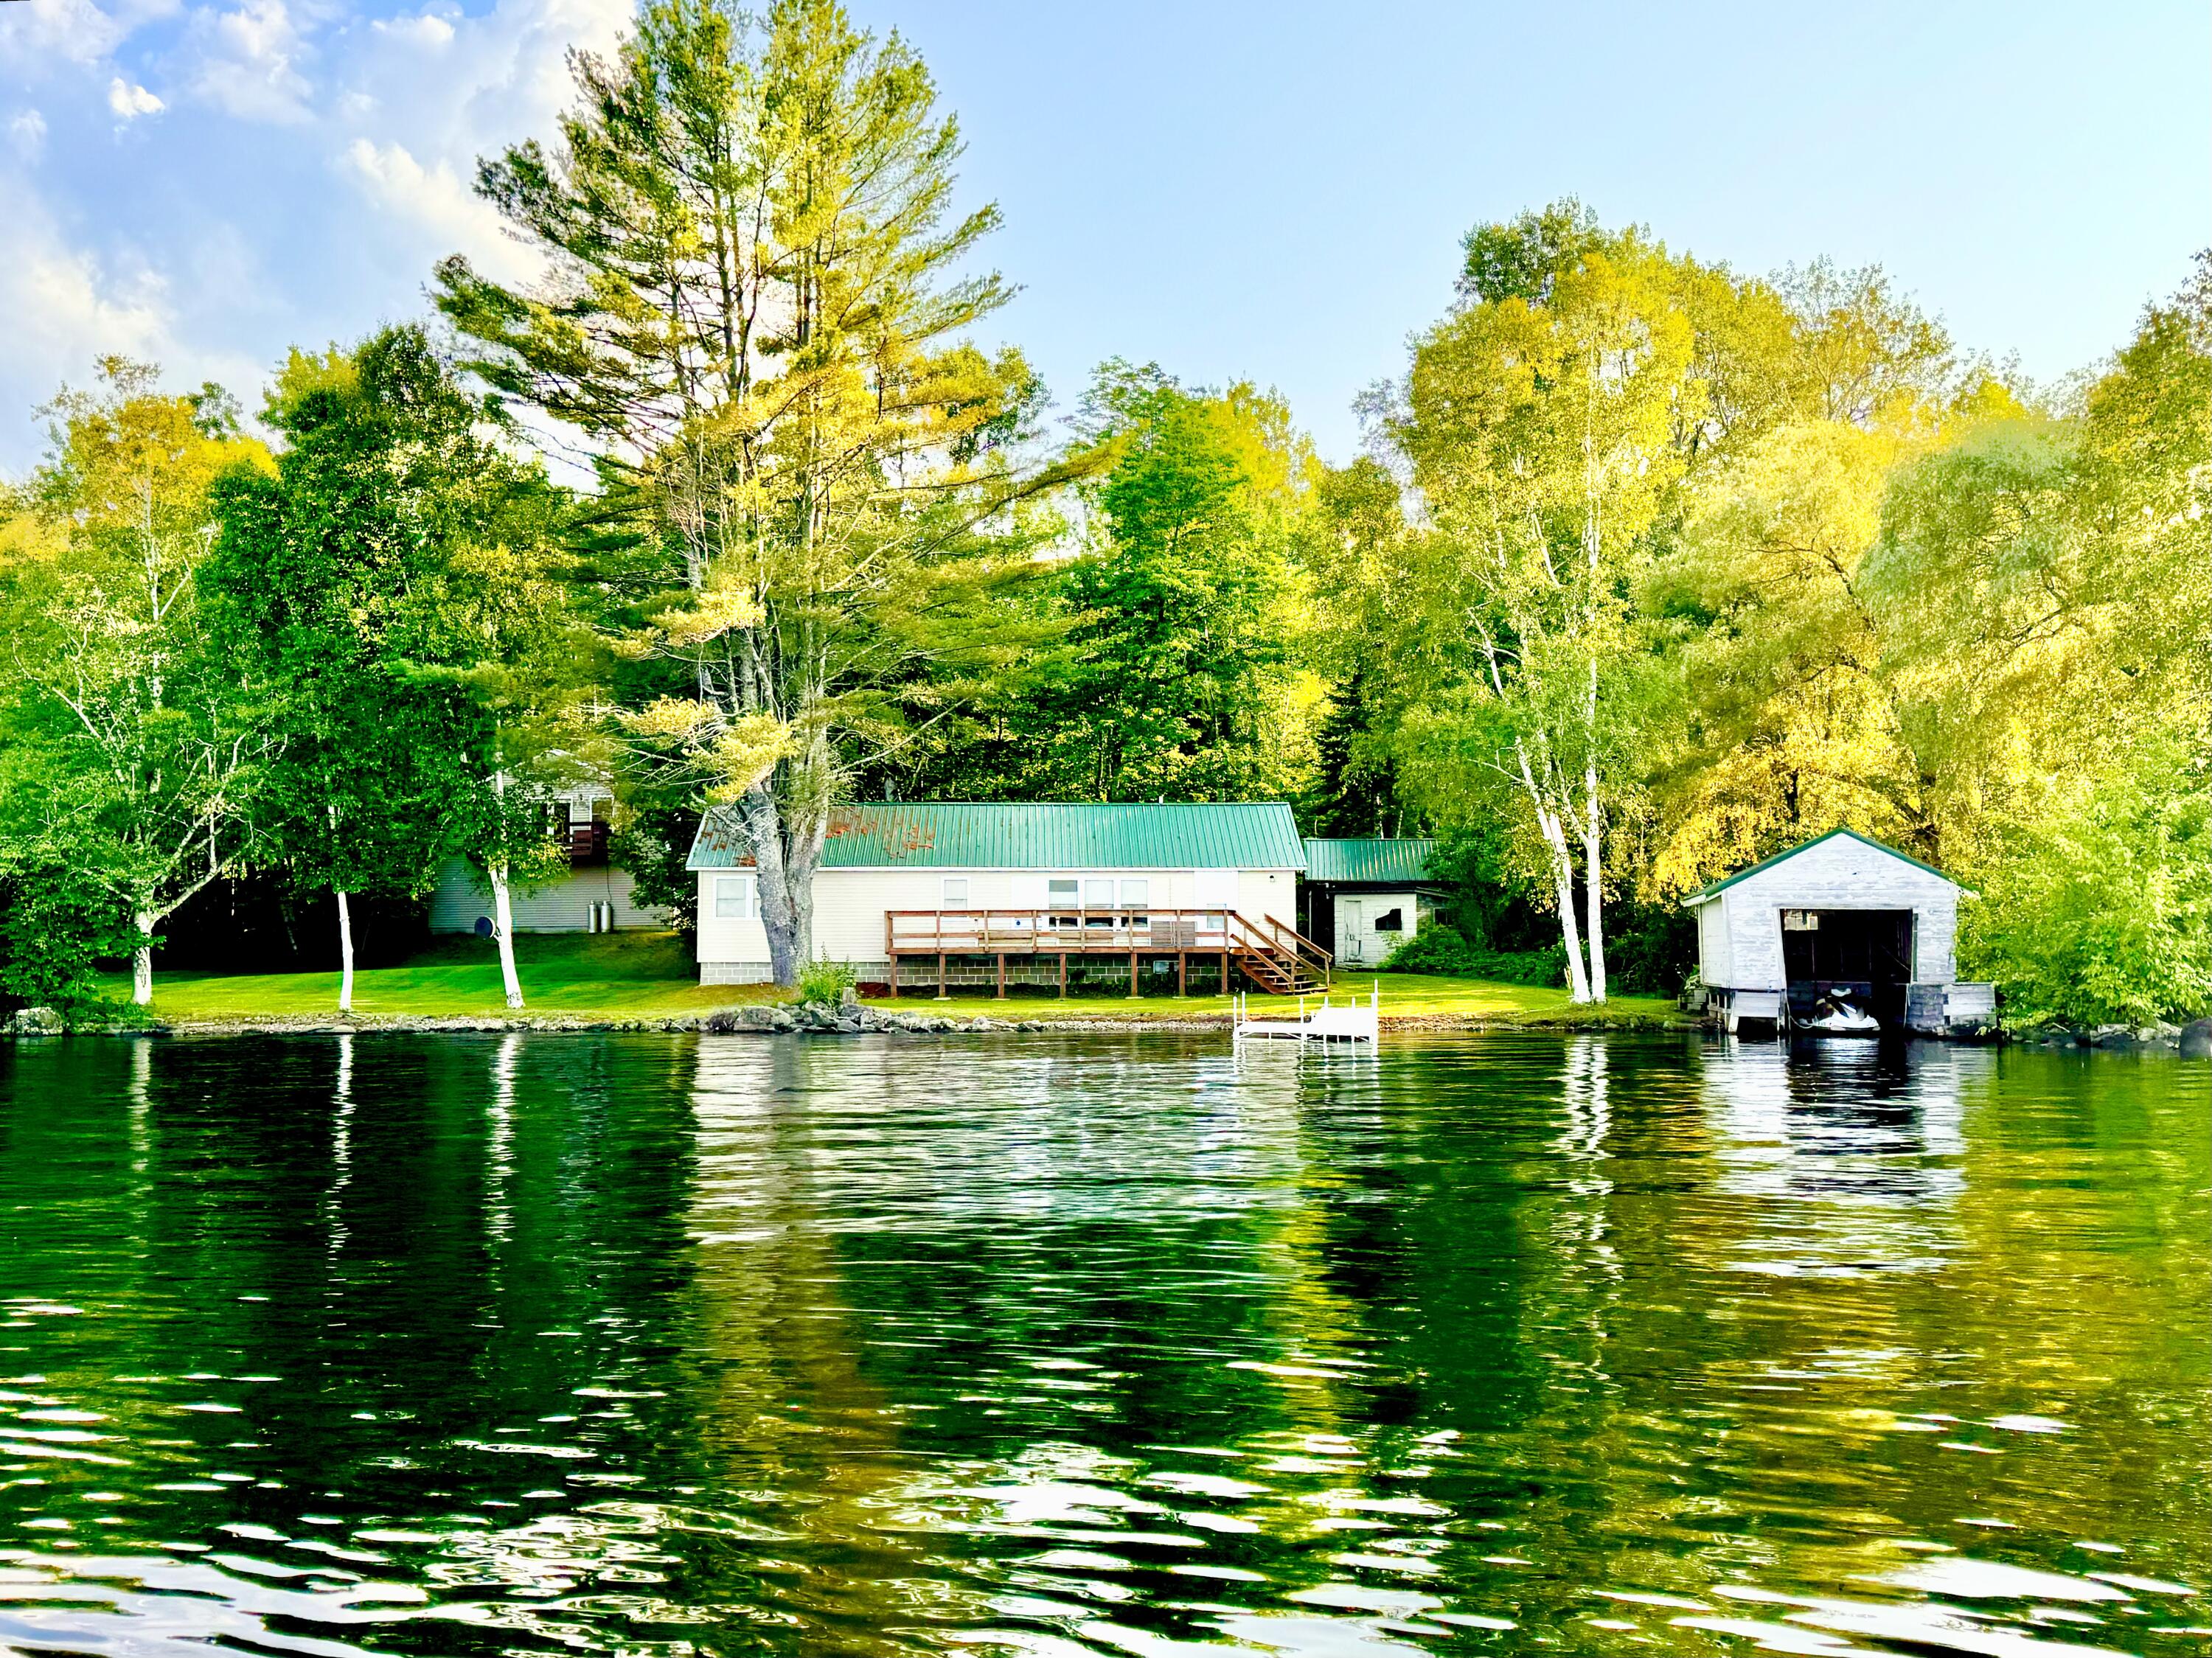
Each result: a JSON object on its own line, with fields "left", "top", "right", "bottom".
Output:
{"left": 428, "top": 859, "right": 664, "bottom": 933}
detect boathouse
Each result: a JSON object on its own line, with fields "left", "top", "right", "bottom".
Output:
{"left": 686, "top": 801, "right": 1329, "bottom": 996}
{"left": 1298, "top": 839, "right": 1448, "bottom": 969}
{"left": 1683, "top": 827, "right": 1995, "bottom": 1035}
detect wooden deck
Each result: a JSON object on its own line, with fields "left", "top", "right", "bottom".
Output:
{"left": 883, "top": 908, "right": 1332, "bottom": 997}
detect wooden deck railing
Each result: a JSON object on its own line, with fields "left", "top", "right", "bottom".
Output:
{"left": 882, "top": 906, "right": 1334, "bottom": 997}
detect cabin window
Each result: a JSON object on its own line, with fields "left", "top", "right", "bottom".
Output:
{"left": 1374, "top": 907, "right": 1403, "bottom": 933}
{"left": 1085, "top": 877, "right": 1115, "bottom": 908}
{"left": 1120, "top": 879, "right": 1149, "bottom": 910}
{"left": 1047, "top": 878, "right": 1080, "bottom": 927}
{"left": 941, "top": 877, "right": 970, "bottom": 908}
{"left": 713, "top": 875, "right": 756, "bottom": 921}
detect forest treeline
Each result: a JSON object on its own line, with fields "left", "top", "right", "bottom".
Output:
{"left": 1, "top": 0, "right": 2205, "bottom": 1025}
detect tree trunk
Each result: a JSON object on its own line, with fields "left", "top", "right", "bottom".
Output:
{"left": 1542, "top": 812, "right": 1593, "bottom": 1004}
{"left": 739, "top": 784, "right": 800, "bottom": 987}
{"left": 488, "top": 862, "right": 524, "bottom": 1009}
{"left": 132, "top": 909, "right": 155, "bottom": 1006}
{"left": 1582, "top": 761, "right": 1607, "bottom": 1004}
{"left": 335, "top": 888, "right": 356, "bottom": 1014}
{"left": 1514, "top": 744, "right": 1591, "bottom": 1003}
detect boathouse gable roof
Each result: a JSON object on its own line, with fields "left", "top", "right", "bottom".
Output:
{"left": 686, "top": 801, "right": 1308, "bottom": 872}
{"left": 1682, "top": 826, "right": 1958, "bottom": 907}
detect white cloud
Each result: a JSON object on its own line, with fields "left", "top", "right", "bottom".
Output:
{"left": 341, "top": 135, "right": 538, "bottom": 285}
{"left": 0, "top": 181, "right": 173, "bottom": 414}
{"left": 0, "top": 0, "right": 129, "bottom": 68}
{"left": 108, "top": 76, "right": 165, "bottom": 119}
{"left": 8, "top": 110, "right": 48, "bottom": 157}
{"left": 371, "top": 10, "right": 455, "bottom": 49}
{"left": 182, "top": 0, "right": 313, "bottom": 122}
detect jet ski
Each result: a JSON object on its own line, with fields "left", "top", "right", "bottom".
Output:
{"left": 1798, "top": 991, "right": 1881, "bottom": 1034}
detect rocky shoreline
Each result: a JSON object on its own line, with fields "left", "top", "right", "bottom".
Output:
{"left": 5, "top": 1003, "right": 2205, "bottom": 1051}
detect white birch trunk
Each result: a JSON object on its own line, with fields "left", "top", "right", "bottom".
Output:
{"left": 1513, "top": 742, "right": 1592, "bottom": 1003}
{"left": 1538, "top": 804, "right": 1593, "bottom": 1004}
{"left": 488, "top": 863, "right": 524, "bottom": 1009}
{"left": 1582, "top": 760, "right": 1607, "bottom": 1003}
{"left": 335, "top": 888, "right": 356, "bottom": 1014}
{"left": 132, "top": 909, "right": 155, "bottom": 1006}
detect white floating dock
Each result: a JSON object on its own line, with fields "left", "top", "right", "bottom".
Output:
{"left": 1234, "top": 982, "right": 1381, "bottom": 1043}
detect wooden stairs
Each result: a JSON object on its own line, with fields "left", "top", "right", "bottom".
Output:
{"left": 1234, "top": 945, "right": 1328, "bottom": 996}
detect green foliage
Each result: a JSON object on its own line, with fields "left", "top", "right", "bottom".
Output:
{"left": 894, "top": 364, "right": 1321, "bottom": 804}
{"left": 1381, "top": 919, "right": 1567, "bottom": 987}
{"left": 611, "top": 804, "right": 703, "bottom": 936}
{"left": 1961, "top": 745, "right": 2212, "bottom": 1028}
{"left": 796, "top": 958, "right": 858, "bottom": 1006}
{"left": 0, "top": 358, "right": 276, "bottom": 1003}
{"left": 0, "top": 840, "right": 140, "bottom": 1019}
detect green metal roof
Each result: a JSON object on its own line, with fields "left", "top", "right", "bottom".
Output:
{"left": 1301, "top": 838, "right": 1439, "bottom": 885}
{"left": 1682, "top": 826, "right": 1957, "bottom": 906}
{"left": 687, "top": 801, "right": 1308, "bottom": 871}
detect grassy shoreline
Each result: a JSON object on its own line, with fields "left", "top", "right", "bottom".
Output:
{"left": 94, "top": 931, "right": 1688, "bottom": 1031}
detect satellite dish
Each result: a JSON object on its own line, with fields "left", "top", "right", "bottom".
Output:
{"left": 473, "top": 916, "right": 495, "bottom": 938}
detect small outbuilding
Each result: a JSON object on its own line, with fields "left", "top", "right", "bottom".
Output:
{"left": 1683, "top": 827, "right": 1994, "bottom": 1036}
{"left": 1298, "top": 839, "right": 1448, "bottom": 969}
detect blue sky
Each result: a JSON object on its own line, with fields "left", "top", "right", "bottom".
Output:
{"left": 2, "top": 0, "right": 2205, "bottom": 471}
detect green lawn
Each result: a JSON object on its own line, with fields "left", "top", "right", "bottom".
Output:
{"left": 114, "top": 931, "right": 1684, "bottom": 1027}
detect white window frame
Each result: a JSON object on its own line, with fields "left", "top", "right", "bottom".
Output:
{"left": 941, "top": 876, "right": 970, "bottom": 909}
{"left": 1084, "top": 877, "right": 1115, "bottom": 908}
{"left": 1120, "top": 878, "right": 1150, "bottom": 910}
{"left": 713, "top": 874, "right": 757, "bottom": 921}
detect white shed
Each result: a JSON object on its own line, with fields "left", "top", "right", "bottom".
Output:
{"left": 1683, "top": 828, "right": 1994, "bottom": 1035}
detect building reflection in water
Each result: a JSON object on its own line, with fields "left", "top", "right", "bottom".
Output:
{"left": 1700, "top": 1035, "right": 1994, "bottom": 1277}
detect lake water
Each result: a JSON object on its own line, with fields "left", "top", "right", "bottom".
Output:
{"left": 0, "top": 1032, "right": 2205, "bottom": 1658}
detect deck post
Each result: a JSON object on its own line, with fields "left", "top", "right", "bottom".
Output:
{"left": 887, "top": 955, "right": 897, "bottom": 999}
{"left": 1220, "top": 950, "right": 1230, "bottom": 997}
{"left": 995, "top": 952, "right": 1006, "bottom": 1000}
{"left": 1127, "top": 949, "right": 1138, "bottom": 998}
{"left": 1059, "top": 952, "right": 1068, "bottom": 997}
{"left": 936, "top": 950, "right": 947, "bottom": 1001}
{"left": 1177, "top": 951, "right": 1186, "bottom": 997}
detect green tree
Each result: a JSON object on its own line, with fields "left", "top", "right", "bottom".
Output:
{"left": 434, "top": 0, "right": 1070, "bottom": 985}
{"left": 206, "top": 332, "right": 499, "bottom": 1012}
{"left": 0, "top": 360, "right": 274, "bottom": 1006}
{"left": 1380, "top": 242, "right": 1699, "bottom": 1001}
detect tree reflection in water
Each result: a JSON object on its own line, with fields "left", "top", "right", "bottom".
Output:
{"left": 0, "top": 1031, "right": 2200, "bottom": 1658}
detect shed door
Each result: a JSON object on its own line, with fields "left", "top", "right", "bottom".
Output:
{"left": 1339, "top": 899, "right": 1369, "bottom": 964}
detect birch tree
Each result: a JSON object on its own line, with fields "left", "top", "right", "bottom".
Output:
{"left": 435, "top": 0, "right": 1071, "bottom": 986}
{"left": 1382, "top": 250, "right": 1696, "bottom": 1002}
{"left": 0, "top": 360, "right": 274, "bottom": 1006}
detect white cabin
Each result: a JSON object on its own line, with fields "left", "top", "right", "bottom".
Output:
{"left": 687, "top": 801, "right": 1326, "bottom": 995}
{"left": 1683, "top": 827, "right": 1992, "bottom": 1034}
{"left": 428, "top": 786, "right": 667, "bottom": 934}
